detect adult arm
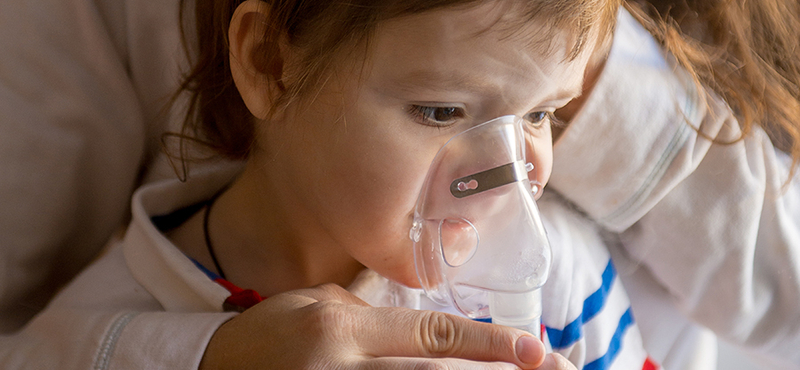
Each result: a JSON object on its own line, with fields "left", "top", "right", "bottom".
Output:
{"left": 550, "top": 8, "right": 800, "bottom": 365}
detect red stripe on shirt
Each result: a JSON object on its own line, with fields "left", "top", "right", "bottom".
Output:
{"left": 642, "top": 357, "right": 659, "bottom": 370}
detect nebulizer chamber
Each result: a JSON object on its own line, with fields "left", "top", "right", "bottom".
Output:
{"left": 410, "top": 115, "right": 551, "bottom": 337}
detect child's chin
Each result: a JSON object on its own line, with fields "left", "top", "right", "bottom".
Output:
{"left": 385, "top": 271, "right": 423, "bottom": 290}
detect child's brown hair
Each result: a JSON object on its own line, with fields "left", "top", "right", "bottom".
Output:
{"left": 175, "top": 0, "right": 620, "bottom": 161}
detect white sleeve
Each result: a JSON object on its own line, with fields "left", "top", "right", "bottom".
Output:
{"left": 549, "top": 9, "right": 800, "bottom": 365}
{"left": 0, "top": 243, "right": 236, "bottom": 370}
{"left": 0, "top": 311, "right": 233, "bottom": 370}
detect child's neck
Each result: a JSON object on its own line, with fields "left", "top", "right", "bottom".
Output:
{"left": 171, "top": 162, "right": 366, "bottom": 297}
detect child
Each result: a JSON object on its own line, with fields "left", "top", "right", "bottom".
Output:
{"left": 178, "top": 0, "right": 660, "bottom": 368}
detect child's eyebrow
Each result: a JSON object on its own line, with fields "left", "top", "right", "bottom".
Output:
{"left": 387, "top": 68, "right": 583, "bottom": 106}
{"left": 544, "top": 85, "right": 583, "bottom": 105}
{"left": 391, "top": 69, "right": 492, "bottom": 94}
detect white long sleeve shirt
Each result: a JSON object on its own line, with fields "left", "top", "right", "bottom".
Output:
{"left": 550, "top": 9, "right": 800, "bottom": 369}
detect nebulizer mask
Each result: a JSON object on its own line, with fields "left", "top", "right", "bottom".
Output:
{"left": 409, "top": 115, "right": 551, "bottom": 337}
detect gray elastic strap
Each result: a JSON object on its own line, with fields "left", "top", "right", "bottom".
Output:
{"left": 450, "top": 161, "right": 527, "bottom": 198}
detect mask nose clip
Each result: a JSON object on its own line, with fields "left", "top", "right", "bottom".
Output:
{"left": 449, "top": 161, "right": 529, "bottom": 199}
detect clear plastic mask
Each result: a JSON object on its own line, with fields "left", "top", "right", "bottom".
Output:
{"left": 409, "top": 115, "right": 551, "bottom": 333}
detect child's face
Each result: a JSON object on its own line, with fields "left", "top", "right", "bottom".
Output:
{"left": 251, "top": 2, "right": 593, "bottom": 288}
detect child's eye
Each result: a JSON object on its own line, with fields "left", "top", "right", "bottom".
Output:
{"left": 408, "top": 105, "right": 465, "bottom": 127}
{"left": 524, "top": 111, "right": 556, "bottom": 128}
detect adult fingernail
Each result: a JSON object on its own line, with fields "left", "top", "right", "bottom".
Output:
{"left": 515, "top": 335, "right": 544, "bottom": 366}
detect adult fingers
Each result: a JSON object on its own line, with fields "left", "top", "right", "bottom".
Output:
{"left": 282, "top": 283, "right": 371, "bottom": 306}
{"left": 257, "top": 283, "right": 370, "bottom": 314}
{"left": 351, "top": 307, "right": 546, "bottom": 369}
{"left": 357, "top": 357, "right": 522, "bottom": 370}
{"left": 534, "top": 354, "right": 576, "bottom": 370}
{"left": 253, "top": 284, "right": 547, "bottom": 368}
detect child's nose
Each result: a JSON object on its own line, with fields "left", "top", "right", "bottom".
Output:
{"left": 523, "top": 136, "right": 551, "bottom": 200}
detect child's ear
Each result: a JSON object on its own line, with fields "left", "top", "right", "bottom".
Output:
{"left": 229, "top": 0, "right": 286, "bottom": 120}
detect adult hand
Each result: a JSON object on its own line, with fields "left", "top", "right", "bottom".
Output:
{"left": 200, "top": 284, "right": 574, "bottom": 369}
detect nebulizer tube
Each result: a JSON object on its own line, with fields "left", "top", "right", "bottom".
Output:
{"left": 411, "top": 115, "right": 551, "bottom": 339}
{"left": 490, "top": 289, "right": 543, "bottom": 338}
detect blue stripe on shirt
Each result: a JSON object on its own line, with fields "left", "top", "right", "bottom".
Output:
{"left": 189, "top": 257, "right": 222, "bottom": 281}
{"left": 546, "top": 259, "right": 617, "bottom": 349}
{"left": 582, "top": 307, "right": 635, "bottom": 370}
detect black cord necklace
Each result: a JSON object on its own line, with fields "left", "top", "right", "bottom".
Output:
{"left": 203, "top": 192, "right": 227, "bottom": 280}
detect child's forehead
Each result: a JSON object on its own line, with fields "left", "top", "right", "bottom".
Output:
{"left": 361, "top": 6, "right": 589, "bottom": 111}
{"left": 375, "top": 0, "right": 599, "bottom": 61}
{"left": 279, "top": 0, "right": 614, "bottom": 109}
{"left": 369, "top": 4, "right": 582, "bottom": 72}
